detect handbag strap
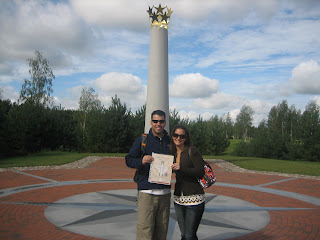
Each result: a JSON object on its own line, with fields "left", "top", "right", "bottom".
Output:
{"left": 187, "top": 147, "right": 192, "bottom": 161}
{"left": 187, "top": 147, "right": 197, "bottom": 168}
{"left": 188, "top": 147, "right": 206, "bottom": 166}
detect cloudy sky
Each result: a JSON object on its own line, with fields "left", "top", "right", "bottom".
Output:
{"left": 1, "top": 0, "right": 320, "bottom": 125}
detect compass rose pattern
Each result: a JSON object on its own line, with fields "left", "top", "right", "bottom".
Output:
{"left": 43, "top": 190, "right": 271, "bottom": 240}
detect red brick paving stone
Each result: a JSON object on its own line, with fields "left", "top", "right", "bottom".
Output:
{"left": 23, "top": 158, "right": 136, "bottom": 182}
{"left": 213, "top": 169, "right": 292, "bottom": 186}
{"left": 0, "top": 182, "right": 136, "bottom": 203}
{"left": 206, "top": 186, "right": 320, "bottom": 239}
{"left": 1, "top": 183, "right": 319, "bottom": 240}
{"left": 265, "top": 178, "right": 320, "bottom": 198}
{"left": 207, "top": 185, "right": 319, "bottom": 208}
{"left": 0, "top": 182, "right": 135, "bottom": 240}
{"left": 87, "top": 157, "right": 125, "bottom": 168}
{"left": 210, "top": 162, "right": 320, "bottom": 198}
{"left": 0, "top": 204, "right": 102, "bottom": 240}
{"left": 230, "top": 210, "right": 320, "bottom": 240}
{"left": 1, "top": 158, "right": 320, "bottom": 239}
{"left": 0, "top": 171, "right": 49, "bottom": 190}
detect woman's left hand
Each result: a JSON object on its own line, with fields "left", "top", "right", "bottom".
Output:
{"left": 171, "top": 163, "right": 180, "bottom": 171}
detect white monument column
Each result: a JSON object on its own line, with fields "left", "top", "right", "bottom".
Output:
{"left": 144, "top": 5, "right": 173, "bottom": 134}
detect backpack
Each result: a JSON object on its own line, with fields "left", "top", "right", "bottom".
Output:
{"left": 188, "top": 147, "right": 216, "bottom": 188}
{"left": 133, "top": 133, "right": 148, "bottom": 183}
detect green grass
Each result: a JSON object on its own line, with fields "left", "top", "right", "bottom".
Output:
{"left": 203, "top": 139, "right": 320, "bottom": 177}
{"left": 1, "top": 140, "right": 319, "bottom": 177}
{"left": 0, "top": 151, "right": 126, "bottom": 168}
{"left": 204, "top": 155, "right": 320, "bottom": 177}
{"left": 223, "top": 139, "right": 242, "bottom": 155}
{"left": 228, "top": 158, "right": 320, "bottom": 176}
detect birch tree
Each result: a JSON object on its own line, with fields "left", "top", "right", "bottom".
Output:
{"left": 19, "top": 50, "right": 55, "bottom": 106}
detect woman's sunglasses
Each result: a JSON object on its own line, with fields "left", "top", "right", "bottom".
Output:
{"left": 172, "top": 133, "right": 187, "bottom": 139}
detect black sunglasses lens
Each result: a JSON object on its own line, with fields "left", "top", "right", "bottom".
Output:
{"left": 173, "top": 133, "right": 186, "bottom": 139}
{"left": 152, "top": 120, "right": 165, "bottom": 123}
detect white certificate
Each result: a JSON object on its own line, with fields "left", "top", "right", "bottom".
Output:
{"left": 148, "top": 153, "right": 174, "bottom": 185}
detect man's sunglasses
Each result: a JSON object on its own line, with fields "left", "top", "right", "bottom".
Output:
{"left": 172, "top": 133, "right": 187, "bottom": 139}
{"left": 152, "top": 120, "right": 165, "bottom": 124}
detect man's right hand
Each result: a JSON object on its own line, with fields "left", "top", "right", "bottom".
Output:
{"left": 142, "top": 155, "right": 154, "bottom": 165}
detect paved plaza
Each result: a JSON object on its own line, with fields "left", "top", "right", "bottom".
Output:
{"left": 0, "top": 157, "right": 319, "bottom": 240}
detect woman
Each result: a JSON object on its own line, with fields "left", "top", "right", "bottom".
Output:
{"left": 170, "top": 125, "right": 205, "bottom": 240}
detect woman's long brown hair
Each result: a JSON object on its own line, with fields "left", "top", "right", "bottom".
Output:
{"left": 169, "top": 125, "right": 192, "bottom": 155}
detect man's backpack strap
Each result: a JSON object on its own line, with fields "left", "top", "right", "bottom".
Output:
{"left": 141, "top": 133, "right": 147, "bottom": 157}
{"left": 133, "top": 133, "right": 148, "bottom": 183}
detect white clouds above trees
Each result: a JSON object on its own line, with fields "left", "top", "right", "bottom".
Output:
{"left": 170, "top": 73, "right": 219, "bottom": 98}
{"left": 95, "top": 72, "right": 142, "bottom": 94}
{"left": 0, "top": 0, "right": 320, "bottom": 124}
{"left": 289, "top": 60, "right": 320, "bottom": 94}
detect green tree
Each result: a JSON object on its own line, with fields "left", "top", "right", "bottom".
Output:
{"left": 248, "top": 119, "right": 270, "bottom": 158}
{"left": 189, "top": 116, "right": 210, "bottom": 154}
{"left": 169, "top": 109, "right": 181, "bottom": 132}
{"left": 78, "top": 87, "right": 102, "bottom": 138}
{"left": 105, "top": 95, "right": 134, "bottom": 153}
{"left": 266, "top": 100, "right": 301, "bottom": 159}
{"left": 267, "top": 101, "right": 290, "bottom": 158}
{"left": 43, "top": 108, "right": 79, "bottom": 151}
{"left": 132, "top": 105, "right": 146, "bottom": 137}
{"left": 235, "top": 105, "right": 254, "bottom": 141}
{"left": 222, "top": 112, "right": 234, "bottom": 139}
{"left": 5, "top": 103, "right": 44, "bottom": 154}
{"left": 19, "top": 50, "right": 55, "bottom": 106}
{"left": 85, "top": 109, "right": 108, "bottom": 152}
{"left": 0, "top": 99, "right": 12, "bottom": 156}
{"left": 0, "top": 87, "right": 3, "bottom": 100}
{"left": 301, "top": 100, "right": 320, "bottom": 161}
{"left": 207, "top": 115, "right": 230, "bottom": 155}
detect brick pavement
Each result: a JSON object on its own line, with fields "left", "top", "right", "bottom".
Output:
{"left": 0, "top": 157, "right": 319, "bottom": 240}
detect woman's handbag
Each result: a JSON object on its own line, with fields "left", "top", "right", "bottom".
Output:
{"left": 198, "top": 161, "right": 216, "bottom": 188}
{"left": 188, "top": 147, "right": 216, "bottom": 188}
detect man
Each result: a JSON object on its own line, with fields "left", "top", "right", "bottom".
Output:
{"left": 126, "top": 110, "right": 171, "bottom": 240}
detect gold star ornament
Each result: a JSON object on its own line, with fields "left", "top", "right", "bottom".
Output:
{"left": 147, "top": 4, "right": 173, "bottom": 29}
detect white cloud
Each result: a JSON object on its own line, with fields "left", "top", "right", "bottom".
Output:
{"left": 95, "top": 72, "right": 142, "bottom": 94}
{"left": 1, "top": 86, "right": 19, "bottom": 102}
{"left": 192, "top": 92, "right": 245, "bottom": 110}
{"left": 289, "top": 60, "right": 320, "bottom": 94}
{"left": 228, "top": 109, "right": 241, "bottom": 122}
{"left": 310, "top": 96, "right": 320, "bottom": 106}
{"left": 190, "top": 94, "right": 274, "bottom": 126}
{"left": 0, "top": 0, "right": 94, "bottom": 82}
{"left": 55, "top": 85, "right": 85, "bottom": 110}
{"left": 170, "top": 73, "right": 219, "bottom": 98}
{"left": 170, "top": 0, "right": 279, "bottom": 24}
{"left": 174, "top": 110, "right": 200, "bottom": 121}
{"left": 70, "top": 0, "right": 150, "bottom": 30}
{"left": 243, "top": 99, "right": 275, "bottom": 125}
{"left": 0, "top": 1, "right": 92, "bottom": 57}
{"left": 201, "top": 112, "right": 214, "bottom": 121}
{"left": 57, "top": 81, "right": 147, "bottom": 112}
{"left": 244, "top": 99, "right": 273, "bottom": 115}
{"left": 1, "top": 0, "right": 320, "bottom": 125}
{"left": 69, "top": 0, "right": 319, "bottom": 28}
{"left": 196, "top": 18, "right": 320, "bottom": 69}
{"left": 94, "top": 72, "right": 147, "bottom": 111}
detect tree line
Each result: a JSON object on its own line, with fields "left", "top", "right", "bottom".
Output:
{"left": 0, "top": 94, "right": 231, "bottom": 157}
{"left": 234, "top": 100, "right": 320, "bottom": 162}
{"left": 0, "top": 51, "right": 319, "bottom": 162}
